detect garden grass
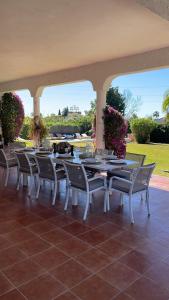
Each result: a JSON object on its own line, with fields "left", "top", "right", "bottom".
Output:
{"left": 25, "top": 139, "right": 169, "bottom": 177}
{"left": 127, "top": 143, "right": 169, "bottom": 177}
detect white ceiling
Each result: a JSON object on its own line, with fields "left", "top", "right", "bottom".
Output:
{"left": 0, "top": 0, "right": 169, "bottom": 83}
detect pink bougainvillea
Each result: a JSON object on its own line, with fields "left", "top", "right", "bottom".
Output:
{"left": 13, "top": 93, "right": 25, "bottom": 137}
{"left": 1, "top": 92, "right": 24, "bottom": 144}
{"left": 103, "top": 105, "right": 128, "bottom": 158}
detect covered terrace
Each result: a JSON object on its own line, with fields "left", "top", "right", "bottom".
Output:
{"left": 0, "top": 0, "right": 169, "bottom": 299}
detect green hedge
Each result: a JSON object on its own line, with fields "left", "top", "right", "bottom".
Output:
{"left": 150, "top": 124, "right": 169, "bottom": 144}
{"left": 131, "top": 118, "right": 155, "bottom": 144}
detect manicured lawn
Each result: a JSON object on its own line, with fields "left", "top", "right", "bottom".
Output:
{"left": 127, "top": 143, "right": 169, "bottom": 177}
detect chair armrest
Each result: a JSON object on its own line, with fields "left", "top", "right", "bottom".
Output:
{"left": 109, "top": 176, "right": 133, "bottom": 189}
{"left": 88, "top": 175, "right": 104, "bottom": 181}
{"left": 55, "top": 167, "right": 64, "bottom": 173}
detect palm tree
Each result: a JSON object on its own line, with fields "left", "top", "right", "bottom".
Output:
{"left": 162, "top": 91, "right": 169, "bottom": 122}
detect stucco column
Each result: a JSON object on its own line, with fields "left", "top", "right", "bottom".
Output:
{"left": 0, "top": 93, "right": 4, "bottom": 148}
{"left": 33, "top": 96, "right": 40, "bottom": 116}
{"left": 95, "top": 87, "right": 107, "bottom": 149}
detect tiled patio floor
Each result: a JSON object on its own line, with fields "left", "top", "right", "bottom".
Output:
{"left": 0, "top": 170, "right": 169, "bottom": 300}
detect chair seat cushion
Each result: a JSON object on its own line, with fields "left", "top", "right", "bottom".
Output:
{"left": 89, "top": 178, "right": 105, "bottom": 191}
{"left": 111, "top": 178, "right": 146, "bottom": 194}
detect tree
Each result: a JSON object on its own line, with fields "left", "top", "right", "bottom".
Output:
{"left": 1, "top": 92, "right": 24, "bottom": 145}
{"left": 153, "top": 111, "right": 160, "bottom": 119}
{"left": 123, "top": 89, "right": 142, "bottom": 119}
{"left": 58, "top": 109, "right": 61, "bottom": 116}
{"left": 162, "top": 91, "right": 169, "bottom": 122}
{"left": 62, "top": 106, "right": 69, "bottom": 117}
{"left": 106, "top": 87, "right": 126, "bottom": 115}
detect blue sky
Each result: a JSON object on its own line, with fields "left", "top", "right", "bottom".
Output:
{"left": 16, "top": 68, "right": 169, "bottom": 117}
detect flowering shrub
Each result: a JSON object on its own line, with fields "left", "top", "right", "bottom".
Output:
{"left": 103, "top": 105, "right": 128, "bottom": 158}
{"left": 1, "top": 92, "right": 24, "bottom": 145}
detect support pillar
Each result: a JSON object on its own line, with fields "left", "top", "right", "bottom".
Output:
{"left": 0, "top": 93, "right": 4, "bottom": 148}
{"left": 33, "top": 96, "right": 40, "bottom": 117}
{"left": 95, "top": 87, "right": 107, "bottom": 149}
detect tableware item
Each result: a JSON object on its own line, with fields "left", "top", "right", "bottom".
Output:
{"left": 104, "top": 155, "right": 117, "bottom": 160}
{"left": 23, "top": 148, "right": 34, "bottom": 152}
{"left": 36, "top": 151, "right": 52, "bottom": 155}
{"left": 109, "top": 159, "right": 126, "bottom": 164}
{"left": 57, "top": 153, "right": 72, "bottom": 158}
{"left": 83, "top": 158, "right": 101, "bottom": 164}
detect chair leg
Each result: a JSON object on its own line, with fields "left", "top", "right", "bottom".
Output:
{"left": 141, "top": 192, "right": 144, "bottom": 201}
{"left": 17, "top": 173, "right": 21, "bottom": 190}
{"left": 5, "top": 168, "right": 9, "bottom": 187}
{"left": 106, "top": 191, "right": 110, "bottom": 211}
{"left": 146, "top": 189, "right": 150, "bottom": 217}
{"left": 89, "top": 194, "right": 93, "bottom": 204}
{"left": 129, "top": 194, "right": 134, "bottom": 224}
{"left": 104, "top": 190, "right": 107, "bottom": 213}
{"left": 52, "top": 182, "right": 57, "bottom": 206}
{"left": 83, "top": 193, "right": 90, "bottom": 221}
{"left": 120, "top": 193, "right": 124, "bottom": 206}
{"left": 36, "top": 178, "right": 41, "bottom": 199}
{"left": 64, "top": 186, "right": 70, "bottom": 211}
{"left": 28, "top": 176, "right": 33, "bottom": 197}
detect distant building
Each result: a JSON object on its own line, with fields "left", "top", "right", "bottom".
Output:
{"left": 68, "top": 105, "right": 81, "bottom": 117}
{"left": 155, "top": 117, "right": 165, "bottom": 124}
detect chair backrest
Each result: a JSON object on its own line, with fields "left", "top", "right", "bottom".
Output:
{"left": 95, "top": 148, "right": 113, "bottom": 156}
{"left": 133, "top": 163, "right": 155, "bottom": 190}
{"left": 125, "top": 152, "right": 146, "bottom": 167}
{"left": 36, "top": 156, "right": 55, "bottom": 180}
{"left": 0, "top": 149, "right": 7, "bottom": 167}
{"left": 15, "top": 152, "right": 31, "bottom": 173}
{"left": 64, "top": 161, "right": 88, "bottom": 191}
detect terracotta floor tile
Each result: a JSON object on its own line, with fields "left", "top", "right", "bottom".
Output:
{"left": 0, "top": 246, "right": 26, "bottom": 270}
{"left": 85, "top": 215, "right": 107, "bottom": 227}
{"left": 28, "top": 220, "right": 56, "bottom": 235}
{"left": 4, "top": 228, "right": 37, "bottom": 244}
{"left": 56, "top": 237, "right": 91, "bottom": 257}
{"left": 72, "top": 275, "right": 119, "bottom": 300}
{"left": 0, "top": 272, "right": 14, "bottom": 296}
{"left": 96, "top": 222, "right": 125, "bottom": 237}
{"left": 144, "top": 261, "right": 169, "bottom": 290}
{"left": 32, "top": 247, "right": 69, "bottom": 270}
{"left": 37, "top": 209, "right": 61, "bottom": 219}
{"left": 16, "top": 213, "right": 43, "bottom": 226}
{"left": 41, "top": 228, "right": 72, "bottom": 245}
{"left": 76, "top": 248, "right": 112, "bottom": 272}
{"left": 98, "top": 261, "right": 140, "bottom": 290}
{"left": 125, "top": 276, "right": 169, "bottom": 300}
{"left": 19, "top": 273, "right": 65, "bottom": 300}
{"left": 63, "top": 221, "right": 91, "bottom": 235}
{"left": 54, "top": 291, "right": 79, "bottom": 300}
{"left": 17, "top": 237, "right": 51, "bottom": 256}
{"left": 3, "top": 259, "right": 44, "bottom": 287}
{"left": 51, "top": 259, "right": 91, "bottom": 288}
{"left": 119, "top": 250, "right": 156, "bottom": 274}
{"left": 0, "top": 289, "right": 26, "bottom": 300}
{"left": 98, "top": 238, "right": 131, "bottom": 259}
{"left": 114, "top": 231, "right": 147, "bottom": 248}
{"left": 0, "top": 236, "right": 12, "bottom": 251}
{"left": 49, "top": 214, "right": 74, "bottom": 227}
{"left": 113, "top": 293, "right": 134, "bottom": 300}
{"left": 78, "top": 229, "right": 109, "bottom": 246}
{"left": 0, "top": 221, "right": 21, "bottom": 235}
{"left": 136, "top": 240, "right": 169, "bottom": 259}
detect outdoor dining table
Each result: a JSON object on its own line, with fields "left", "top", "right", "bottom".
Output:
{"left": 23, "top": 151, "right": 138, "bottom": 205}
